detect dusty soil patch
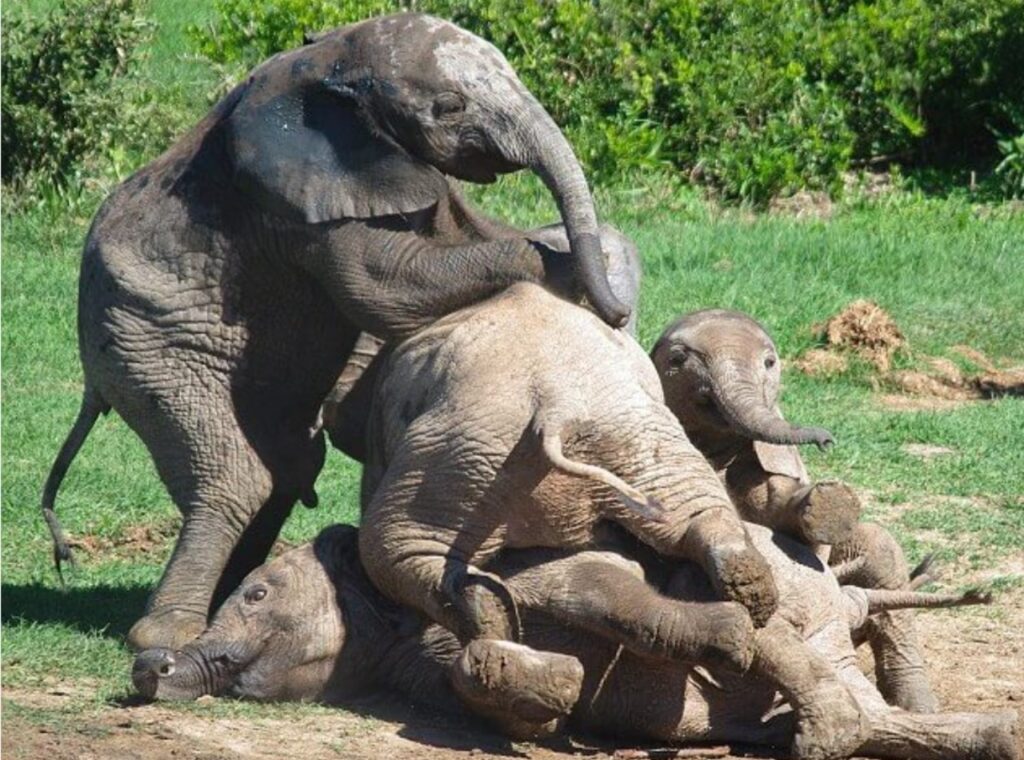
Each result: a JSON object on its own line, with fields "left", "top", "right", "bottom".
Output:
{"left": 67, "top": 518, "right": 179, "bottom": 562}
{"left": 768, "top": 190, "right": 834, "bottom": 220}
{"left": 790, "top": 348, "right": 849, "bottom": 377}
{"left": 4, "top": 590, "right": 1021, "bottom": 760}
{"left": 814, "top": 300, "right": 906, "bottom": 372}
{"left": 900, "top": 443, "right": 956, "bottom": 459}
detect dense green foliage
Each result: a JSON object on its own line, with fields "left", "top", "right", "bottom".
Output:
{"left": 189, "top": 0, "right": 1024, "bottom": 203}
{"left": 0, "top": 0, "right": 180, "bottom": 194}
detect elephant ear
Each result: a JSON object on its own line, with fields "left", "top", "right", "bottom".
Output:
{"left": 225, "top": 76, "right": 449, "bottom": 223}
{"left": 753, "top": 440, "right": 809, "bottom": 483}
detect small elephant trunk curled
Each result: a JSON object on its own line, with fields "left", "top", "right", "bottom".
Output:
{"left": 710, "top": 372, "right": 833, "bottom": 449}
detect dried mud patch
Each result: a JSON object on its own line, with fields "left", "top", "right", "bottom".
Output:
{"left": 793, "top": 302, "right": 1023, "bottom": 409}
{"left": 67, "top": 518, "right": 179, "bottom": 563}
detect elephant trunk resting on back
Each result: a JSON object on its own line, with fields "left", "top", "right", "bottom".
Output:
{"left": 41, "top": 12, "right": 634, "bottom": 653}
{"left": 652, "top": 309, "right": 940, "bottom": 712}
{"left": 132, "top": 524, "right": 1014, "bottom": 760}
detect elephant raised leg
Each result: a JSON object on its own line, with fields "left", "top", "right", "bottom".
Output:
{"left": 831, "top": 522, "right": 941, "bottom": 713}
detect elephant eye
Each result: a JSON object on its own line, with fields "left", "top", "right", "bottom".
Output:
{"left": 432, "top": 92, "right": 466, "bottom": 119}
{"left": 669, "top": 348, "right": 689, "bottom": 367}
{"left": 245, "top": 585, "right": 268, "bottom": 604}
{"left": 764, "top": 355, "right": 777, "bottom": 370}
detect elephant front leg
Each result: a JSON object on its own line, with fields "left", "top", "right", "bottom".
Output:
{"left": 304, "top": 228, "right": 576, "bottom": 339}
{"left": 726, "top": 464, "right": 861, "bottom": 548}
{"left": 832, "top": 522, "right": 940, "bottom": 713}
{"left": 751, "top": 617, "right": 870, "bottom": 760}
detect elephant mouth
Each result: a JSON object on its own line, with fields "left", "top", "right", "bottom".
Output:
{"left": 695, "top": 393, "right": 730, "bottom": 429}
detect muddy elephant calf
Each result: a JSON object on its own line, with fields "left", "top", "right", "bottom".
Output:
{"left": 132, "top": 524, "right": 1015, "bottom": 760}
{"left": 652, "top": 308, "right": 941, "bottom": 711}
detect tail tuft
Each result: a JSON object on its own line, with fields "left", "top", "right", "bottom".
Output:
{"left": 41, "top": 389, "right": 105, "bottom": 583}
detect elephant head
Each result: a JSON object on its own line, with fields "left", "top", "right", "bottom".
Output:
{"left": 651, "top": 310, "right": 833, "bottom": 448}
{"left": 132, "top": 525, "right": 380, "bottom": 702}
{"left": 225, "top": 12, "right": 628, "bottom": 326}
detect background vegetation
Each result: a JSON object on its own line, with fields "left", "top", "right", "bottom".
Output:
{"left": 2, "top": 0, "right": 1022, "bottom": 725}
{"left": 5, "top": 0, "right": 1024, "bottom": 204}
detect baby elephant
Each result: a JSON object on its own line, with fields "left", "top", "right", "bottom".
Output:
{"left": 132, "top": 524, "right": 1015, "bottom": 760}
{"left": 651, "top": 308, "right": 859, "bottom": 547}
{"left": 652, "top": 309, "right": 941, "bottom": 712}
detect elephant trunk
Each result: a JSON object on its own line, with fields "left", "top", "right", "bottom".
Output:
{"left": 709, "top": 362, "right": 833, "bottom": 448}
{"left": 519, "top": 104, "right": 629, "bottom": 328}
{"left": 132, "top": 640, "right": 242, "bottom": 701}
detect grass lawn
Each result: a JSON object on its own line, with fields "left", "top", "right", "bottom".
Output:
{"left": 3, "top": 0, "right": 1024, "bottom": 744}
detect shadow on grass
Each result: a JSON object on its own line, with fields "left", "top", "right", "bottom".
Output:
{"left": 1, "top": 582, "right": 149, "bottom": 639}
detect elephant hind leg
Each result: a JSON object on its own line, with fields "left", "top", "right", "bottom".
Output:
{"left": 857, "top": 709, "right": 1019, "bottom": 760}
{"left": 751, "top": 618, "right": 870, "bottom": 760}
{"left": 502, "top": 551, "right": 755, "bottom": 672}
{"left": 450, "top": 640, "right": 584, "bottom": 739}
{"left": 121, "top": 388, "right": 314, "bottom": 652}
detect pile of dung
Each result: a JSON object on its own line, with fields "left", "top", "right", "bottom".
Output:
{"left": 819, "top": 299, "right": 905, "bottom": 371}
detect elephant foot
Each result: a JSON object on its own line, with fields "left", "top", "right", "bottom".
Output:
{"left": 796, "top": 481, "right": 861, "bottom": 546}
{"left": 790, "top": 680, "right": 870, "bottom": 760}
{"left": 878, "top": 663, "right": 940, "bottom": 713}
{"left": 711, "top": 545, "right": 779, "bottom": 628}
{"left": 450, "top": 640, "right": 583, "bottom": 738}
{"left": 691, "top": 602, "right": 756, "bottom": 672}
{"left": 127, "top": 608, "right": 206, "bottom": 652}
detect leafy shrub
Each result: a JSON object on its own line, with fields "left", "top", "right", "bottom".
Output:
{"left": 995, "top": 133, "right": 1024, "bottom": 199}
{"left": 1, "top": 0, "right": 187, "bottom": 198}
{"left": 185, "top": 0, "right": 1024, "bottom": 204}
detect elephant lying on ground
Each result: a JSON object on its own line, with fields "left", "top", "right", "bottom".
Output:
{"left": 41, "top": 12, "right": 632, "bottom": 653}
{"left": 651, "top": 309, "right": 939, "bottom": 712}
{"left": 133, "top": 524, "right": 1013, "bottom": 760}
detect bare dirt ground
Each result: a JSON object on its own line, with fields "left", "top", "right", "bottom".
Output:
{"left": 4, "top": 587, "right": 1022, "bottom": 760}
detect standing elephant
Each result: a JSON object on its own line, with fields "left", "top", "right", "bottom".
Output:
{"left": 40, "top": 13, "right": 629, "bottom": 652}
{"left": 132, "top": 524, "right": 1011, "bottom": 760}
{"left": 651, "top": 308, "right": 940, "bottom": 712}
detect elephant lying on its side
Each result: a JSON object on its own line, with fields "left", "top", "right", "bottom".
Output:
{"left": 42, "top": 12, "right": 629, "bottom": 653}
{"left": 651, "top": 309, "right": 939, "bottom": 712}
{"left": 356, "top": 282, "right": 856, "bottom": 736}
{"left": 133, "top": 524, "right": 1014, "bottom": 760}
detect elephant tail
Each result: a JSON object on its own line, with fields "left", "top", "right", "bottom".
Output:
{"left": 41, "top": 386, "right": 109, "bottom": 582}
{"left": 537, "top": 423, "right": 665, "bottom": 523}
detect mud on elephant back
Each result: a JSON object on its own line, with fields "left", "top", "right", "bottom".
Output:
{"left": 132, "top": 523, "right": 1016, "bottom": 760}
{"left": 39, "top": 12, "right": 633, "bottom": 652}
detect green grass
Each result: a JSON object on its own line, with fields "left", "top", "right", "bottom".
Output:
{"left": 3, "top": 0, "right": 1024, "bottom": 713}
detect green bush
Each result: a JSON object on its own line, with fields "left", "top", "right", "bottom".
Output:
{"left": 1, "top": 0, "right": 184, "bottom": 197}
{"left": 183, "top": 0, "right": 1023, "bottom": 204}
